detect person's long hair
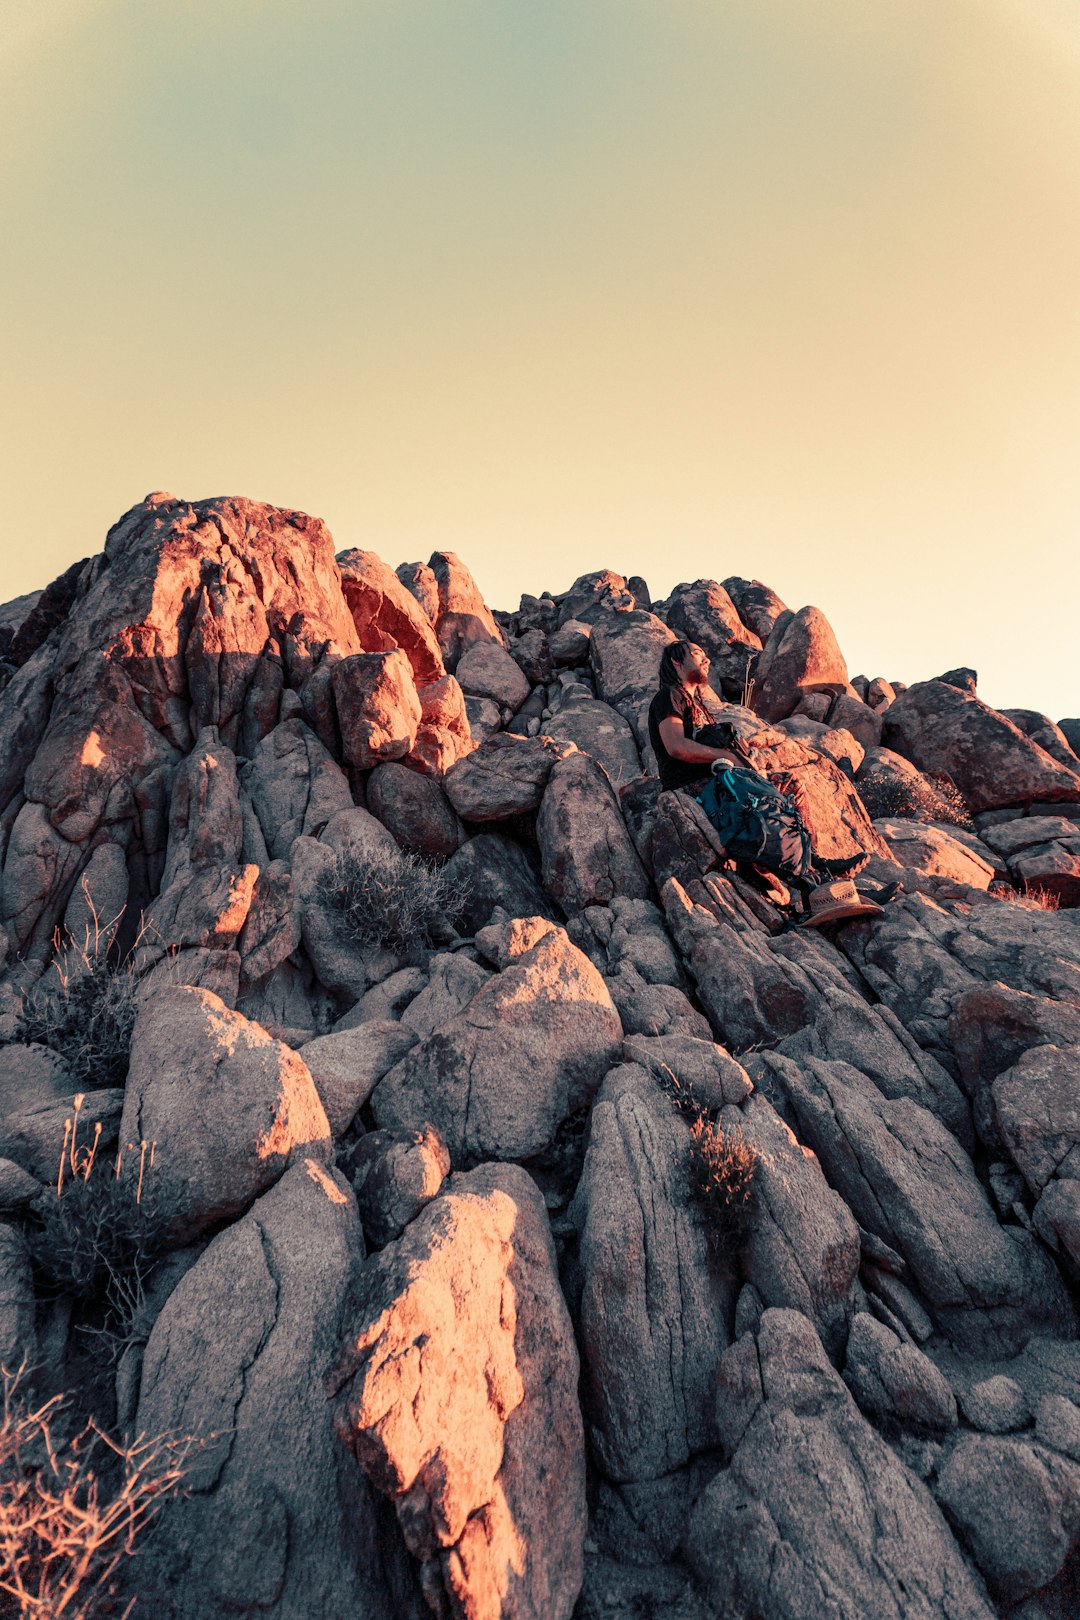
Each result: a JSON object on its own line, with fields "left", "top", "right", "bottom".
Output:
{"left": 658, "top": 640, "right": 695, "bottom": 690}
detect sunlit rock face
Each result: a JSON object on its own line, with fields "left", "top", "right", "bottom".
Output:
{"left": 6, "top": 492, "right": 1080, "bottom": 1619}
{"left": 332, "top": 1162, "right": 585, "bottom": 1620}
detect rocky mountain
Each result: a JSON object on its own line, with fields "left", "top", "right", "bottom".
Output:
{"left": 1, "top": 491, "right": 1080, "bottom": 1618}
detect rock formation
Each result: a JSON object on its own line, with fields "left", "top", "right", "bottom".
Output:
{"left": 2, "top": 493, "right": 1080, "bottom": 1618}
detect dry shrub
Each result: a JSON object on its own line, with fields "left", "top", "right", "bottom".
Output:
{"left": 27, "top": 1101, "right": 166, "bottom": 1313}
{"left": 990, "top": 882, "right": 1061, "bottom": 913}
{"left": 0, "top": 1367, "right": 192, "bottom": 1619}
{"left": 316, "top": 844, "right": 465, "bottom": 951}
{"left": 685, "top": 1115, "right": 758, "bottom": 1246}
{"left": 15, "top": 934, "right": 139, "bottom": 1093}
{"left": 857, "top": 767, "right": 972, "bottom": 830}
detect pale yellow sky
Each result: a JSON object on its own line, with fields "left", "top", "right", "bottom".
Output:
{"left": 2, "top": 0, "right": 1078, "bottom": 715}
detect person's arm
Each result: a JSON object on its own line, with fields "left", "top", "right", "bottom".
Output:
{"left": 657, "top": 715, "right": 744, "bottom": 770}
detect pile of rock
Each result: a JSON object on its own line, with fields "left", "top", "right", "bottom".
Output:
{"left": 1, "top": 493, "right": 1079, "bottom": 1619}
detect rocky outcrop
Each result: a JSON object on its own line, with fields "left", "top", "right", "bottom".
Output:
{"left": 885, "top": 679, "right": 1080, "bottom": 812}
{"left": 372, "top": 918, "right": 621, "bottom": 1162}
{"left": 684, "top": 1311, "right": 995, "bottom": 1620}
{"left": 333, "top": 1162, "right": 585, "bottom": 1620}
{"left": 131, "top": 1159, "right": 395, "bottom": 1620}
{"left": 5, "top": 497, "right": 1080, "bottom": 1619}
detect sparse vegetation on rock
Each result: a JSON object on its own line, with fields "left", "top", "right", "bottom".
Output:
{"left": 315, "top": 842, "right": 464, "bottom": 951}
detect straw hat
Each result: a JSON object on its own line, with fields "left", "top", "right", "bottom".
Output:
{"left": 800, "top": 879, "right": 885, "bottom": 928}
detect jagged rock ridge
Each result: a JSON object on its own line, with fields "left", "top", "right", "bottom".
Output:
{"left": 1, "top": 493, "right": 1080, "bottom": 1618}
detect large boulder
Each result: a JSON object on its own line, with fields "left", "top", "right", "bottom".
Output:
{"left": 570, "top": 1064, "right": 738, "bottom": 1482}
{"left": 540, "top": 696, "right": 642, "bottom": 787}
{"left": 441, "top": 832, "right": 554, "bottom": 934}
{"left": 720, "top": 576, "right": 789, "bottom": 642}
{"left": 365, "top": 761, "right": 464, "bottom": 858}
{"left": 556, "top": 569, "right": 635, "bottom": 626}
{"left": 1000, "top": 708, "right": 1079, "bottom": 768}
{"left": 298, "top": 1021, "right": 419, "bottom": 1137}
{"left": 661, "top": 579, "right": 761, "bottom": 697}
{"left": 536, "top": 753, "right": 649, "bottom": 914}
{"left": 935, "top": 1433, "right": 1080, "bottom": 1606}
{"left": 442, "top": 732, "right": 574, "bottom": 821}
{"left": 122, "top": 987, "right": 332, "bottom": 1243}
{"left": 873, "top": 819, "right": 995, "bottom": 889}
{"left": 411, "top": 672, "right": 474, "bottom": 776}
{"left": 131, "top": 1160, "right": 397, "bottom": 1620}
{"left": 762, "top": 1053, "right": 1074, "bottom": 1354}
{"left": 372, "top": 917, "right": 621, "bottom": 1163}
{"left": 456, "top": 641, "right": 531, "bottom": 716}
{"left": 428, "top": 551, "right": 504, "bottom": 672}
{"left": 752, "top": 606, "right": 849, "bottom": 722}
{"left": 727, "top": 1092, "right": 860, "bottom": 1360}
{"left": 884, "top": 680, "right": 1080, "bottom": 812}
{"left": 242, "top": 718, "right": 353, "bottom": 861}
{"left": 333, "top": 1162, "right": 586, "bottom": 1620}
{"left": 332, "top": 649, "right": 422, "bottom": 770}
{"left": 336, "top": 546, "right": 445, "bottom": 686}
{"left": 981, "top": 814, "right": 1080, "bottom": 904}
{"left": 588, "top": 610, "right": 676, "bottom": 751}
{"left": 683, "top": 1311, "right": 995, "bottom": 1620}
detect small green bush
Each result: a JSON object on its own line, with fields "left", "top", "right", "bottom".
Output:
{"left": 316, "top": 844, "right": 465, "bottom": 951}
{"left": 15, "top": 954, "right": 139, "bottom": 1092}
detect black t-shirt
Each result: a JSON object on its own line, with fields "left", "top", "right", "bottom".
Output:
{"left": 648, "top": 686, "right": 713, "bottom": 792}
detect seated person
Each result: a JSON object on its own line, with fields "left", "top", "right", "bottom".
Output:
{"left": 647, "top": 641, "right": 886, "bottom": 924}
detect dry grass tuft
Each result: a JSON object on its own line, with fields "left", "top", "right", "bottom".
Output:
{"left": 990, "top": 882, "right": 1061, "bottom": 913}
{"left": 316, "top": 844, "right": 465, "bottom": 951}
{"left": 857, "top": 768, "right": 972, "bottom": 830}
{"left": 14, "top": 917, "right": 141, "bottom": 1093}
{"left": 686, "top": 1116, "right": 758, "bottom": 1245}
{"left": 0, "top": 1366, "right": 192, "bottom": 1618}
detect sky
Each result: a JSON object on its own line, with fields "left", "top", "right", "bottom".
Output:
{"left": 2, "top": 0, "right": 1079, "bottom": 716}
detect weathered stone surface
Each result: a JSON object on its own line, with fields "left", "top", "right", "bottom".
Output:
{"left": 536, "top": 753, "right": 649, "bottom": 914}
{"left": 336, "top": 546, "right": 445, "bottom": 686}
{"left": 428, "top": 551, "right": 504, "bottom": 672}
{"left": 557, "top": 569, "right": 635, "bottom": 626}
{"left": 0, "top": 1158, "right": 44, "bottom": 1213}
{"left": 333, "top": 1161, "right": 585, "bottom": 1620}
{"left": 1001, "top": 708, "right": 1079, "bottom": 768}
{"left": 332, "top": 649, "right": 421, "bottom": 769}
{"left": 456, "top": 641, "right": 531, "bottom": 716}
{"left": 1, "top": 800, "right": 84, "bottom": 957}
{"left": 874, "top": 818, "right": 995, "bottom": 888}
{"left": 752, "top": 606, "right": 849, "bottom": 723}
{"left": 683, "top": 1310, "right": 994, "bottom": 1620}
{"left": 400, "top": 953, "right": 491, "bottom": 1040}
{"left": 0, "top": 1042, "right": 73, "bottom": 1114}
{"left": 411, "top": 672, "right": 474, "bottom": 776}
{"left": 365, "top": 761, "right": 464, "bottom": 858}
{"left": 762, "top": 1053, "right": 1073, "bottom": 1354}
{"left": 396, "top": 559, "right": 441, "bottom": 625}
{"left": 730, "top": 1092, "right": 860, "bottom": 1360}
{"left": 826, "top": 691, "right": 884, "bottom": 749}
{"left": 298, "top": 1021, "right": 419, "bottom": 1136}
{"left": 992, "top": 1043, "right": 1080, "bottom": 1197}
{"left": 884, "top": 679, "right": 1080, "bottom": 812}
{"left": 620, "top": 1034, "right": 752, "bottom": 1110}
{"left": 443, "top": 732, "right": 573, "bottom": 821}
{"left": 508, "top": 628, "right": 553, "bottom": 686}
{"left": 548, "top": 619, "right": 591, "bottom": 666}
{"left": 979, "top": 814, "right": 1080, "bottom": 903}
{"left": 123, "top": 987, "right": 331, "bottom": 1243}
{"left": 721, "top": 576, "right": 789, "bottom": 642}
{"left": 132, "top": 1160, "right": 395, "bottom": 1620}
{"left": 934, "top": 1433, "right": 1080, "bottom": 1605}
{"left": 842, "top": 1311, "right": 957, "bottom": 1432}
{"left": 589, "top": 610, "right": 676, "bottom": 750}
{"left": 142, "top": 729, "right": 257, "bottom": 960}
{"left": 1034, "top": 1176, "right": 1080, "bottom": 1267}
{"left": 243, "top": 718, "right": 353, "bottom": 861}
{"left": 373, "top": 917, "right": 621, "bottom": 1163}
{"left": 441, "top": 833, "right": 554, "bottom": 934}
{"left": 349, "top": 1122, "right": 450, "bottom": 1245}
{"left": 540, "top": 696, "right": 641, "bottom": 787}
{"left": 236, "top": 861, "right": 300, "bottom": 990}
{"left": 0, "top": 1222, "right": 37, "bottom": 1371}
{"left": 570, "top": 1064, "right": 737, "bottom": 1481}
{"left": 957, "top": 1375, "right": 1030, "bottom": 1433}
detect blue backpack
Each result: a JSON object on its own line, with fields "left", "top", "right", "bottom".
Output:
{"left": 696, "top": 764, "right": 813, "bottom": 870}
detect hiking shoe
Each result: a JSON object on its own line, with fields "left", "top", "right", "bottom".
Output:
{"left": 816, "top": 853, "right": 870, "bottom": 880}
